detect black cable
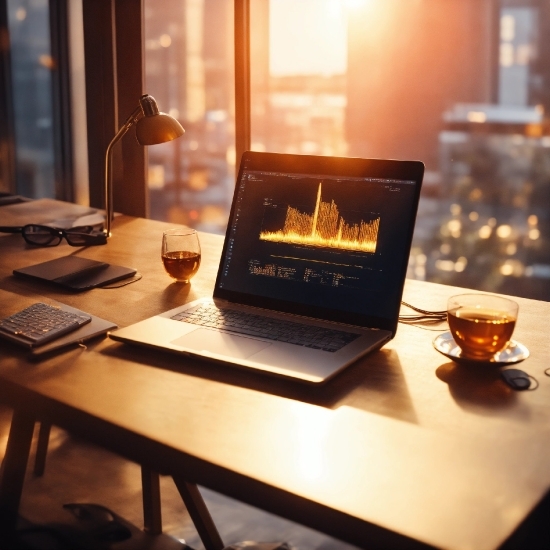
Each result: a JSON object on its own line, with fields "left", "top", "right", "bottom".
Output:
{"left": 526, "top": 375, "right": 539, "bottom": 391}
{"left": 399, "top": 300, "right": 447, "bottom": 324}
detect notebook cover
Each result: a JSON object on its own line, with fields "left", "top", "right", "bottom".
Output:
{"left": 63, "top": 264, "right": 137, "bottom": 290}
{"left": 30, "top": 313, "right": 117, "bottom": 357}
{"left": 14, "top": 256, "right": 136, "bottom": 291}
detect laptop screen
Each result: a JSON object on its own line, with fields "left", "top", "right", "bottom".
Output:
{"left": 215, "top": 152, "right": 423, "bottom": 333}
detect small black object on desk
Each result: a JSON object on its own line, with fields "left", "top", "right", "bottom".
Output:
{"left": 14, "top": 255, "right": 137, "bottom": 291}
{"left": 501, "top": 368, "right": 532, "bottom": 390}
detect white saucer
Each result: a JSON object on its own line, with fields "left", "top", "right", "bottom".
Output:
{"left": 433, "top": 332, "right": 530, "bottom": 366}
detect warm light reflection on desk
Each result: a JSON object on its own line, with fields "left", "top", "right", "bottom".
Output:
{"left": 293, "top": 404, "right": 330, "bottom": 482}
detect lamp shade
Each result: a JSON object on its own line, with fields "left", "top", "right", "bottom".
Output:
{"left": 135, "top": 94, "right": 184, "bottom": 145}
{"left": 136, "top": 113, "right": 185, "bottom": 145}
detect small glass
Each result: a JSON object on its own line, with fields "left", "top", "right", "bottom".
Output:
{"left": 161, "top": 228, "right": 201, "bottom": 283}
{"left": 447, "top": 294, "right": 518, "bottom": 359}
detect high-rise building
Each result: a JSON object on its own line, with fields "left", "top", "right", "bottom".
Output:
{"left": 345, "top": 0, "right": 496, "bottom": 170}
{"left": 144, "top": 0, "right": 235, "bottom": 231}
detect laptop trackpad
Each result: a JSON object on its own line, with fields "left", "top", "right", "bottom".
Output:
{"left": 171, "top": 328, "right": 271, "bottom": 359}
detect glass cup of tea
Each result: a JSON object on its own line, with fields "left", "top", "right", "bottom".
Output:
{"left": 161, "top": 228, "right": 201, "bottom": 283}
{"left": 447, "top": 294, "right": 518, "bottom": 360}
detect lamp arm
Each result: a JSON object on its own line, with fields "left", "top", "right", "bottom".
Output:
{"left": 104, "top": 105, "right": 143, "bottom": 236}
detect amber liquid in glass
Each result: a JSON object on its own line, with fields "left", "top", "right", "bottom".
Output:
{"left": 448, "top": 307, "right": 516, "bottom": 359}
{"left": 162, "top": 251, "right": 201, "bottom": 282}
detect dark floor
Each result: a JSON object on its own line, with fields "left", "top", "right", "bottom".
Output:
{"left": 0, "top": 404, "right": 361, "bottom": 550}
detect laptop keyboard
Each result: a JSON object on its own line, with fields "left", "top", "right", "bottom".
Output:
{"left": 0, "top": 302, "right": 91, "bottom": 346}
{"left": 170, "top": 303, "right": 361, "bottom": 352}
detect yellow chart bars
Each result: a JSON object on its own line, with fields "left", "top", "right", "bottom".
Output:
{"left": 260, "top": 184, "right": 380, "bottom": 253}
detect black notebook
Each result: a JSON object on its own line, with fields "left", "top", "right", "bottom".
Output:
{"left": 14, "top": 256, "right": 137, "bottom": 291}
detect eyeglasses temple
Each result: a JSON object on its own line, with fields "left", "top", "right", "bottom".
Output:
{"left": 0, "top": 226, "right": 23, "bottom": 233}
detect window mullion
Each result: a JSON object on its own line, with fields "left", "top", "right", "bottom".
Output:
{"left": 114, "top": 0, "right": 147, "bottom": 219}
{"left": 234, "top": 0, "right": 251, "bottom": 167}
{"left": 49, "top": 0, "right": 74, "bottom": 203}
{"left": 0, "top": 0, "right": 16, "bottom": 194}
{"left": 83, "top": 0, "right": 145, "bottom": 218}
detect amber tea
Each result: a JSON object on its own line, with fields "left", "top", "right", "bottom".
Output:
{"left": 447, "top": 294, "right": 518, "bottom": 360}
{"left": 162, "top": 251, "right": 201, "bottom": 282}
{"left": 448, "top": 308, "right": 516, "bottom": 359}
{"left": 162, "top": 228, "right": 201, "bottom": 283}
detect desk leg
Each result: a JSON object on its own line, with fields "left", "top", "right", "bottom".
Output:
{"left": 0, "top": 410, "right": 35, "bottom": 534}
{"left": 141, "top": 466, "right": 162, "bottom": 535}
{"left": 33, "top": 422, "right": 51, "bottom": 476}
{"left": 173, "top": 475, "right": 224, "bottom": 550}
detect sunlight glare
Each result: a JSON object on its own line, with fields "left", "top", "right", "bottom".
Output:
{"left": 344, "top": 0, "right": 374, "bottom": 10}
{"left": 269, "top": 0, "right": 347, "bottom": 76}
{"left": 293, "top": 405, "right": 329, "bottom": 482}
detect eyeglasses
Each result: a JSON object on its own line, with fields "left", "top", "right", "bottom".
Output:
{"left": 0, "top": 224, "right": 107, "bottom": 247}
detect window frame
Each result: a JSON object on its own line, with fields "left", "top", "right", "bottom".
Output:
{"left": 82, "top": 0, "right": 251, "bottom": 218}
{"left": 0, "top": 0, "right": 17, "bottom": 195}
{"left": 235, "top": 0, "right": 252, "bottom": 166}
{"left": 1, "top": 0, "right": 252, "bottom": 213}
{"left": 82, "top": 0, "right": 146, "bottom": 218}
{"left": 1, "top": 0, "right": 284, "bottom": 213}
{"left": 50, "top": 0, "right": 75, "bottom": 202}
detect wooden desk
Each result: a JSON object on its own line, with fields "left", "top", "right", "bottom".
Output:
{"left": 1, "top": 213, "right": 549, "bottom": 550}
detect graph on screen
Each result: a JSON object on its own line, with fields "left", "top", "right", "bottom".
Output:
{"left": 259, "top": 183, "right": 380, "bottom": 253}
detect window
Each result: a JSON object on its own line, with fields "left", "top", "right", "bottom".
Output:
{"left": 144, "top": 0, "right": 235, "bottom": 233}
{"left": 5, "top": 0, "right": 55, "bottom": 198}
{"left": 1, "top": 0, "right": 86, "bottom": 203}
{"left": 3, "top": 0, "right": 547, "bottom": 301}
{"left": 140, "top": 0, "right": 550, "bottom": 301}
{"left": 246, "top": 0, "right": 550, "bottom": 301}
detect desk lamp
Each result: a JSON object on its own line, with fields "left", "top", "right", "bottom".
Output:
{"left": 104, "top": 94, "right": 185, "bottom": 237}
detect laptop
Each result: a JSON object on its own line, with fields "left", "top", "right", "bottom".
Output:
{"left": 110, "top": 152, "right": 424, "bottom": 383}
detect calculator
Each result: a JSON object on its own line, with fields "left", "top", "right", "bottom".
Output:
{"left": 0, "top": 302, "right": 92, "bottom": 348}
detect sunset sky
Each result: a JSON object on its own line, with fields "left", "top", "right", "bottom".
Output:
{"left": 269, "top": 0, "right": 348, "bottom": 76}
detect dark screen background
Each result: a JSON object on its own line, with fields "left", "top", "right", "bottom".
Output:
{"left": 216, "top": 167, "right": 420, "bottom": 325}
